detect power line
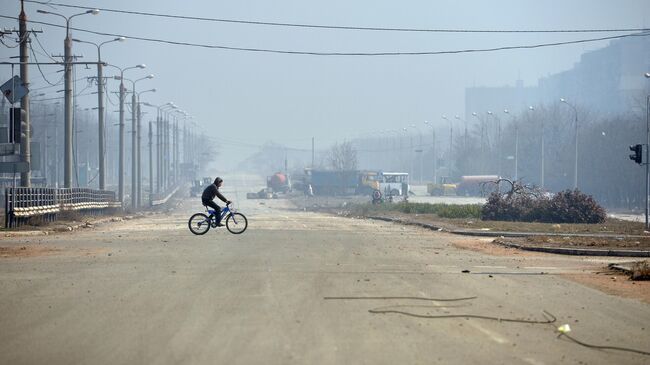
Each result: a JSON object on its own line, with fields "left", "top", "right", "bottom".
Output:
{"left": 1, "top": 14, "right": 648, "bottom": 56}
{"left": 22, "top": 0, "right": 650, "bottom": 34}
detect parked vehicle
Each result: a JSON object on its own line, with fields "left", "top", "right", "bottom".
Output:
{"left": 267, "top": 172, "right": 291, "bottom": 193}
{"left": 190, "top": 177, "right": 213, "bottom": 197}
{"left": 379, "top": 172, "right": 409, "bottom": 196}
{"left": 456, "top": 175, "right": 499, "bottom": 196}
{"left": 427, "top": 177, "right": 457, "bottom": 196}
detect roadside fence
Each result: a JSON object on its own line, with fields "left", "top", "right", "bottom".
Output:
{"left": 4, "top": 187, "right": 121, "bottom": 228}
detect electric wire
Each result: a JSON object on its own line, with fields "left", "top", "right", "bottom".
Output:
{"left": 22, "top": 0, "right": 650, "bottom": 34}
{"left": 1, "top": 14, "right": 648, "bottom": 56}
{"left": 29, "top": 42, "right": 61, "bottom": 86}
{"left": 32, "top": 32, "right": 59, "bottom": 62}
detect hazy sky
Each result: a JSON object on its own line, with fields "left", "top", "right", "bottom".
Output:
{"left": 1, "top": 0, "right": 649, "bottom": 167}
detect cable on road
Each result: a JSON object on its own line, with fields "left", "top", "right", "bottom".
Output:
{"left": 558, "top": 332, "right": 650, "bottom": 357}
{"left": 368, "top": 307, "right": 557, "bottom": 324}
{"left": 323, "top": 296, "right": 478, "bottom": 301}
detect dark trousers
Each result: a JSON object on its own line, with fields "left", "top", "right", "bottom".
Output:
{"left": 202, "top": 199, "right": 222, "bottom": 223}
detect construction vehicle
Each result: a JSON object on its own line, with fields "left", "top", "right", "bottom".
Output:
{"left": 456, "top": 175, "right": 499, "bottom": 196}
{"left": 267, "top": 172, "right": 291, "bottom": 193}
{"left": 190, "top": 177, "right": 213, "bottom": 197}
{"left": 427, "top": 177, "right": 457, "bottom": 196}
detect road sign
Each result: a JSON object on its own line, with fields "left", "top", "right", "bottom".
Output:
{"left": 0, "top": 161, "right": 29, "bottom": 173}
{"left": 0, "top": 76, "right": 29, "bottom": 104}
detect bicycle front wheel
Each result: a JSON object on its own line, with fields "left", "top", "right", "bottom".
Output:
{"left": 226, "top": 213, "right": 248, "bottom": 234}
{"left": 188, "top": 213, "right": 211, "bottom": 235}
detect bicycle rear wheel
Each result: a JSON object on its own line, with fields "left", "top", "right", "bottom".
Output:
{"left": 226, "top": 213, "right": 248, "bottom": 234}
{"left": 188, "top": 213, "right": 211, "bottom": 235}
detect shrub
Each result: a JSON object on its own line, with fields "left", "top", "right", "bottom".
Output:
{"left": 481, "top": 189, "right": 606, "bottom": 224}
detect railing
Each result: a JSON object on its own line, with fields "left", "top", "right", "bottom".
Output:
{"left": 150, "top": 185, "right": 180, "bottom": 206}
{"left": 4, "top": 187, "right": 121, "bottom": 228}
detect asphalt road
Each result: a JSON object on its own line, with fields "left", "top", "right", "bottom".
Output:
{"left": 0, "top": 176, "right": 649, "bottom": 364}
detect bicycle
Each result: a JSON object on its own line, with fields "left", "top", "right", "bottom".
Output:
{"left": 188, "top": 202, "right": 248, "bottom": 235}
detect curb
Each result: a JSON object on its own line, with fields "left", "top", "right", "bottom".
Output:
{"left": 365, "top": 215, "right": 650, "bottom": 257}
{"left": 493, "top": 240, "right": 650, "bottom": 258}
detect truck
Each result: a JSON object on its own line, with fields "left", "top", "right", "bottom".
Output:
{"left": 267, "top": 172, "right": 291, "bottom": 193}
{"left": 456, "top": 175, "right": 499, "bottom": 196}
{"left": 310, "top": 170, "right": 360, "bottom": 195}
{"left": 306, "top": 170, "right": 408, "bottom": 196}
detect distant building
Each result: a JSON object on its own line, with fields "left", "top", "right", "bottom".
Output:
{"left": 465, "top": 34, "right": 650, "bottom": 117}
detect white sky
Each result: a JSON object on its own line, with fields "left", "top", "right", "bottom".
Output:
{"left": 1, "top": 0, "right": 649, "bottom": 168}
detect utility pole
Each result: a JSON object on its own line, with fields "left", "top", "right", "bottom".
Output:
{"left": 137, "top": 102, "right": 142, "bottom": 207}
{"left": 119, "top": 78, "right": 125, "bottom": 203}
{"left": 311, "top": 137, "right": 315, "bottom": 168}
{"left": 19, "top": 1, "right": 31, "bottom": 187}
{"left": 131, "top": 89, "right": 137, "bottom": 209}
{"left": 149, "top": 120, "right": 153, "bottom": 206}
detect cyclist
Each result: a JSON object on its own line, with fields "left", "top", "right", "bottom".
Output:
{"left": 201, "top": 177, "right": 231, "bottom": 227}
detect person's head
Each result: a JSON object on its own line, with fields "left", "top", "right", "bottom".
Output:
{"left": 214, "top": 177, "right": 223, "bottom": 187}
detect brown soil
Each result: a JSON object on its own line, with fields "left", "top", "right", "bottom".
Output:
{"left": 0, "top": 245, "right": 62, "bottom": 258}
{"left": 562, "top": 271, "right": 650, "bottom": 304}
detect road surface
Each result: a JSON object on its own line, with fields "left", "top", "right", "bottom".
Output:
{"left": 0, "top": 176, "right": 648, "bottom": 364}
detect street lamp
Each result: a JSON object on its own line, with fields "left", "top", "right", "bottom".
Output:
{"left": 643, "top": 72, "right": 650, "bottom": 230}
{"left": 424, "top": 121, "right": 437, "bottom": 184}
{"left": 107, "top": 63, "right": 146, "bottom": 205}
{"left": 125, "top": 74, "right": 154, "bottom": 209}
{"left": 135, "top": 88, "right": 156, "bottom": 207}
{"left": 142, "top": 101, "right": 174, "bottom": 198}
{"left": 72, "top": 36, "right": 125, "bottom": 190}
{"left": 560, "top": 98, "right": 578, "bottom": 189}
{"left": 455, "top": 115, "right": 467, "bottom": 149}
{"left": 528, "top": 105, "right": 544, "bottom": 188}
{"left": 442, "top": 115, "right": 453, "bottom": 177}
{"left": 504, "top": 109, "right": 517, "bottom": 180}
{"left": 37, "top": 8, "right": 99, "bottom": 188}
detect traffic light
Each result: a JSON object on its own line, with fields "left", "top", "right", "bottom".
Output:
{"left": 629, "top": 144, "right": 643, "bottom": 164}
{"left": 9, "top": 107, "right": 26, "bottom": 143}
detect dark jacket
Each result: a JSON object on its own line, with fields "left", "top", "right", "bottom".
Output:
{"left": 201, "top": 184, "right": 227, "bottom": 203}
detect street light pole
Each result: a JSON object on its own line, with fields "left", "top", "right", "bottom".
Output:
{"left": 561, "top": 98, "right": 579, "bottom": 189}
{"left": 37, "top": 8, "right": 99, "bottom": 188}
{"left": 108, "top": 64, "right": 146, "bottom": 205}
{"left": 127, "top": 75, "right": 153, "bottom": 209}
{"left": 644, "top": 72, "right": 650, "bottom": 231}
{"left": 424, "top": 121, "right": 437, "bottom": 184}
{"left": 504, "top": 109, "right": 517, "bottom": 180}
{"left": 136, "top": 88, "right": 156, "bottom": 207}
{"left": 72, "top": 37, "right": 124, "bottom": 190}
{"left": 442, "top": 115, "right": 452, "bottom": 177}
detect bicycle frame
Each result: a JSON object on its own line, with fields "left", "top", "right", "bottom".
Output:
{"left": 207, "top": 206, "right": 229, "bottom": 221}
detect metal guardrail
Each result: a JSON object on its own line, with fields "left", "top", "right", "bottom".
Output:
{"left": 150, "top": 185, "right": 180, "bottom": 206}
{"left": 4, "top": 187, "right": 121, "bottom": 228}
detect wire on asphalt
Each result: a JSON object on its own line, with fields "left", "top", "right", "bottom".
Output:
{"left": 558, "top": 332, "right": 650, "bottom": 357}
{"left": 324, "top": 296, "right": 478, "bottom": 301}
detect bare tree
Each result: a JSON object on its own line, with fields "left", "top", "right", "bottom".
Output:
{"left": 328, "top": 141, "right": 357, "bottom": 171}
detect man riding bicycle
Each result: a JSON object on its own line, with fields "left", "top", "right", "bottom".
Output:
{"left": 201, "top": 177, "right": 231, "bottom": 227}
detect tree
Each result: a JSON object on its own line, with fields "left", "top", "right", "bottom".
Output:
{"left": 328, "top": 141, "right": 357, "bottom": 170}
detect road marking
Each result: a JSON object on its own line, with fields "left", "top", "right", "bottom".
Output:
{"left": 523, "top": 267, "right": 559, "bottom": 270}
{"left": 468, "top": 322, "right": 509, "bottom": 344}
{"left": 474, "top": 265, "right": 507, "bottom": 269}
